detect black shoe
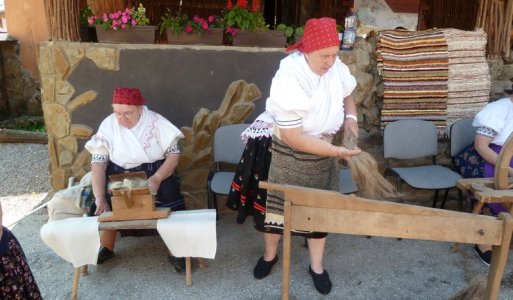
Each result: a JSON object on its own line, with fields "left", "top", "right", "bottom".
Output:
{"left": 253, "top": 256, "right": 278, "bottom": 279}
{"left": 309, "top": 265, "right": 332, "bottom": 295}
{"left": 473, "top": 245, "right": 491, "bottom": 266}
{"left": 97, "top": 247, "right": 114, "bottom": 264}
{"left": 168, "top": 255, "right": 186, "bottom": 273}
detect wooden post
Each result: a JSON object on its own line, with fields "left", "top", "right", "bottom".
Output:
{"left": 484, "top": 213, "right": 513, "bottom": 299}
{"left": 71, "top": 267, "right": 81, "bottom": 300}
{"left": 281, "top": 200, "right": 292, "bottom": 300}
{"left": 185, "top": 257, "right": 192, "bottom": 285}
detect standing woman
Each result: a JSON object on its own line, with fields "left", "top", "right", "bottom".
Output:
{"left": 472, "top": 94, "right": 513, "bottom": 266}
{"left": 85, "top": 87, "right": 186, "bottom": 271}
{"left": 254, "top": 18, "right": 361, "bottom": 295}
{"left": 0, "top": 202, "right": 42, "bottom": 299}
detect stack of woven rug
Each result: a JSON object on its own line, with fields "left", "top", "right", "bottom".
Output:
{"left": 377, "top": 28, "right": 490, "bottom": 136}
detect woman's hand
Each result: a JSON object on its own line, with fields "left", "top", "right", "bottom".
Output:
{"left": 344, "top": 118, "right": 359, "bottom": 137}
{"left": 148, "top": 173, "right": 163, "bottom": 195}
{"left": 94, "top": 197, "right": 110, "bottom": 215}
{"left": 336, "top": 145, "right": 361, "bottom": 160}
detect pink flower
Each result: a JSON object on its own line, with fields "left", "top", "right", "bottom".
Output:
{"left": 208, "top": 16, "right": 214, "bottom": 23}
{"left": 88, "top": 17, "right": 94, "bottom": 25}
{"left": 226, "top": 26, "right": 237, "bottom": 36}
{"left": 121, "top": 24, "right": 127, "bottom": 29}
{"left": 122, "top": 15, "right": 128, "bottom": 24}
{"left": 102, "top": 13, "right": 109, "bottom": 22}
{"left": 201, "top": 21, "right": 209, "bottom": 30}
{"left": 193, "top": 15, "right": 201, "bottom": 22}
{"left": 131, "top": 19, "right": 137, "bottom": 26}
{"left": 185, "top": 25, "right": 193, "bottom": 33}
{"left": 125, "top": 8, "right": 131, "bottom": 14}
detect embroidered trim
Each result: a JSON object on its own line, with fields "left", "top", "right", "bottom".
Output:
{"left": 91, "top": 154, "right": 109, "bottom": 163}
{"left": 241, "top": 120, "right": 274, "bottom": 143}
{"left": 276, "top": 118, "right": 302, "bottom": 128}
{"left": 164, "top": 144, "right": 181, "bottom": 157}
{"left": 142, "top": 110, "right": 159, "bottom": 149}
{"left": 476, "top": 126, "right": 497, "bottom": 139}
{"left": 91, "top": 134, "right": 110, "bottom": 150}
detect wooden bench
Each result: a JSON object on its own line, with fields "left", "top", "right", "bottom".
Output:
{"left": 260, "top": 181, "right": 513, "bottom": 300}
{"left": 71, "top": 219, "right": 204, "bottom": 300}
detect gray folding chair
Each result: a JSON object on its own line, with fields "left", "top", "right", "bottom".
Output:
{"left": 448, "top": 117, "right": 477, "bottom": 210}
{"left": 207, "top": 124, "right": 249, "bottom": 217}
{"left": 339, "top": 167, "right": 358, "bottom": 194}
{"left": 383, "top": 120, "right": 462, "bottom": 208}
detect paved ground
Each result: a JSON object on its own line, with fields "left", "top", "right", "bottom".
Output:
{"left": 12, "top": 206, "right": 513, "bottom": 300}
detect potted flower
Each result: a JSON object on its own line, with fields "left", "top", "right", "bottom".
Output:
{"left": 223, "top": 0, "right": 286, "bottom": 48}
{"left": 160, "top": 8, "right": 224, "bottom": 45}
{"left": 88, "top": 4, "right": 156, "bottom": 44}
{"left": 79, "top": 5, "right": 98, "bottom": 42}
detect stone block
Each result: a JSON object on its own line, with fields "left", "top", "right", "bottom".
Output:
{"left": 43, "top": 103, "right": 70, "bottom": 138}
{"left": 66, "top": 90, "right": 98, "bottom": 112}
{"left": 63, "top": 47, "right": 86, "bottom": 71}
{"left": 41, "top": 76, "right": 56, "bottom": 103}
{"left": 51, "top": 167, "right": 71, "bottom": 190}
{"left": 70, "top": 124, "right": 93, "bottom": 139}
{"left": 38, "top": 46, "right": 56, "bottom": 76}
{"left": 52, "top": 47, "right": 71, "bottom": 80}
{"left": 55, "top": 80, "right": 75, "bottom": 105}
{"left": 85, "top": 46, "right": 120, "bottom": 71}
{"left": 71, "top": 150, "right": 92, "bottom": 174}
{"left": 58, "top": 149, "right": 75, "bottom": 167}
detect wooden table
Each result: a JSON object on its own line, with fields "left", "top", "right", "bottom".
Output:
{"left": 71, "top": 218, "right": 204, "bottom": 300}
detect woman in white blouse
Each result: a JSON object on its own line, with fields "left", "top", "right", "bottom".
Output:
{"left": 472, "top": 95, "right": 513, "bottom": 266}
{"left": 253, "top": 18, "right": 361, "bottom": 295}
{"left": 85, "top": 87, "right": 186, "bottom": 270}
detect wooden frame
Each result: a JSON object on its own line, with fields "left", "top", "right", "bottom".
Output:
{"left": 260, "top": 181, "right": 513, "bottom": 300}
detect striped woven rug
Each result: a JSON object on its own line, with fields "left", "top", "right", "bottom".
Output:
{"left": 377, "top": 28, "right": 489, "bottom": 135}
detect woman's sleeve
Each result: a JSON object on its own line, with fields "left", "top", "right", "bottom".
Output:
{"left": 335, "top": 59, "right": 357, "bottom": 98}
{"left": 265, "top": 76, "right": 311, "bottom": 129}
{"left": 473, "top": 101, "right": 507, "bottom": 134}
{"left": 156, "top": 116, "right": 184, "bottom": 156}
{"left": 84, "top": 119, "right": 110, "bottom": 163}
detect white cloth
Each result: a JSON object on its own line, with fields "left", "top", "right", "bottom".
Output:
{"left": 265, "top": 52, "right": 357, "bottom": 137}
{"left": 240, "top": 111, "right": 275, "bottom": 143}
{"left": 40, "top": 217, "right": 100, "bottom": 268}
{"left": 47, "top": 172, "right": 92, "bottom": 221}
{"left": 85, "top": 106, "right": 184, "bottom": 169}
{"left": 157, "top": 209, "right": 217, "bottom": 259}
{"left": 473, "top": 97, "right": 513, "bottom": 146}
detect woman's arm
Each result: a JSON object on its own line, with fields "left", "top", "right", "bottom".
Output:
{"left": 147, "top": 153, "right": 180, "bottom": 194}
{"left": 474, "top": 134, "right": 498, "bottom": 166}
{"left": 279, "top": 126, "right": 361, "bottom": 161}
{"left": 343, "top": 95, "right": 359, "bottom": 136}
{"left": 91, "top": 162, "right": 109, "bottom": 215}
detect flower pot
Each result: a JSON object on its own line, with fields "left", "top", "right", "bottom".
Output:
{"left": 166, "top": 28, "right": 223, "bottom": 46}
{"left": 95, "top": 25, "right": 156, "bottom": 44}
{"left": 232, "top": 30, "right": 287, "bottom": 48}
{"left": 80, "top": 26, "right": 98, "bottom": 43}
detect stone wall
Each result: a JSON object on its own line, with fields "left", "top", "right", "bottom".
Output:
{"left": 0, "top": 40, "right": 40, "bottom": 120}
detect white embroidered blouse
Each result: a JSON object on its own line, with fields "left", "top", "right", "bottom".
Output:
{"left": 473, "top": 97, "right": 513, "bottom": 146}
{"left": 265, "top": 51, "right": 357, "bottom": 137}
{"left": 85, "top": 106, "right": 184, "bottom": 169}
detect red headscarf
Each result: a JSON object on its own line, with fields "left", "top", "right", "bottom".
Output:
{"left": 286, "top": 17, "right": 340, "bottom": 53}
{"left": 112, "top": 87, "right": 146, "bottom": 106}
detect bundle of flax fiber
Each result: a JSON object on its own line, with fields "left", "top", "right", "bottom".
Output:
{"left": 341, "top": 130, "right": 396, "bottom": 200}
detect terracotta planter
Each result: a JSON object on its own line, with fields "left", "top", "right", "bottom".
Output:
{"left": 95, "top": 25, "right": 156, "bottom": 44}
{"left": 166, "top": 28, "right": 223, "bottom": 46}
{"left": 232, "top": 30, "right": 287, "bottom": 48}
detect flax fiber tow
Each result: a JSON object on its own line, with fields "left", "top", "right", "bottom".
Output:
{"left": 341, "top": 130, "right": 396, "bottom": 200}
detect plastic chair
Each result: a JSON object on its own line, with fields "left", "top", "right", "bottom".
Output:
{"left": 448, "top": 117, "right": 477, "bottom": 210}
{"left": 383, "top": 120, "right": 462, "bottom": 208}
{"left": 207, "top": 124, "right": 249, "bottom": 217}
{"left": 339, "top": 167, "right": 358, "bottom": 194}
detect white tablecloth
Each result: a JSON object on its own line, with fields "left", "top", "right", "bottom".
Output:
{"left": 40, "top": 209, "right": 217, "bottom": 267}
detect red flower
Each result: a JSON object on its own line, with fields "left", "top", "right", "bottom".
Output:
{"left": 236, "top": 0, "right": 248, "bottom": 9}
{"left": 226, "top": 0, "right": 233, "bottom": 10}
{"left": 252, "top": 0, "right": 260, "bottom": 12}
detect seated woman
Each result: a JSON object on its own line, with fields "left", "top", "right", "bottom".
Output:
{"left": 85, "top": 87, "right": 186, "bottom": 272}
{"left": 472, "top": 94, "right": 513, "bottom": 266}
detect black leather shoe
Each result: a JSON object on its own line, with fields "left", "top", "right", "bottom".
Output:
{"left": 168, "top": 255, "right": 186, "bottom": 274}
{"left": 474, "top": 244, "right": 491, "bottom": 266}
{"left": 253, "top": 256, "right": 278, "bottom": 279}
{"left": 309, "top": 265, "right": 332, "bottom": 295}
{"left": 97, "top": 246, "right": 114, "bottom": 264}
